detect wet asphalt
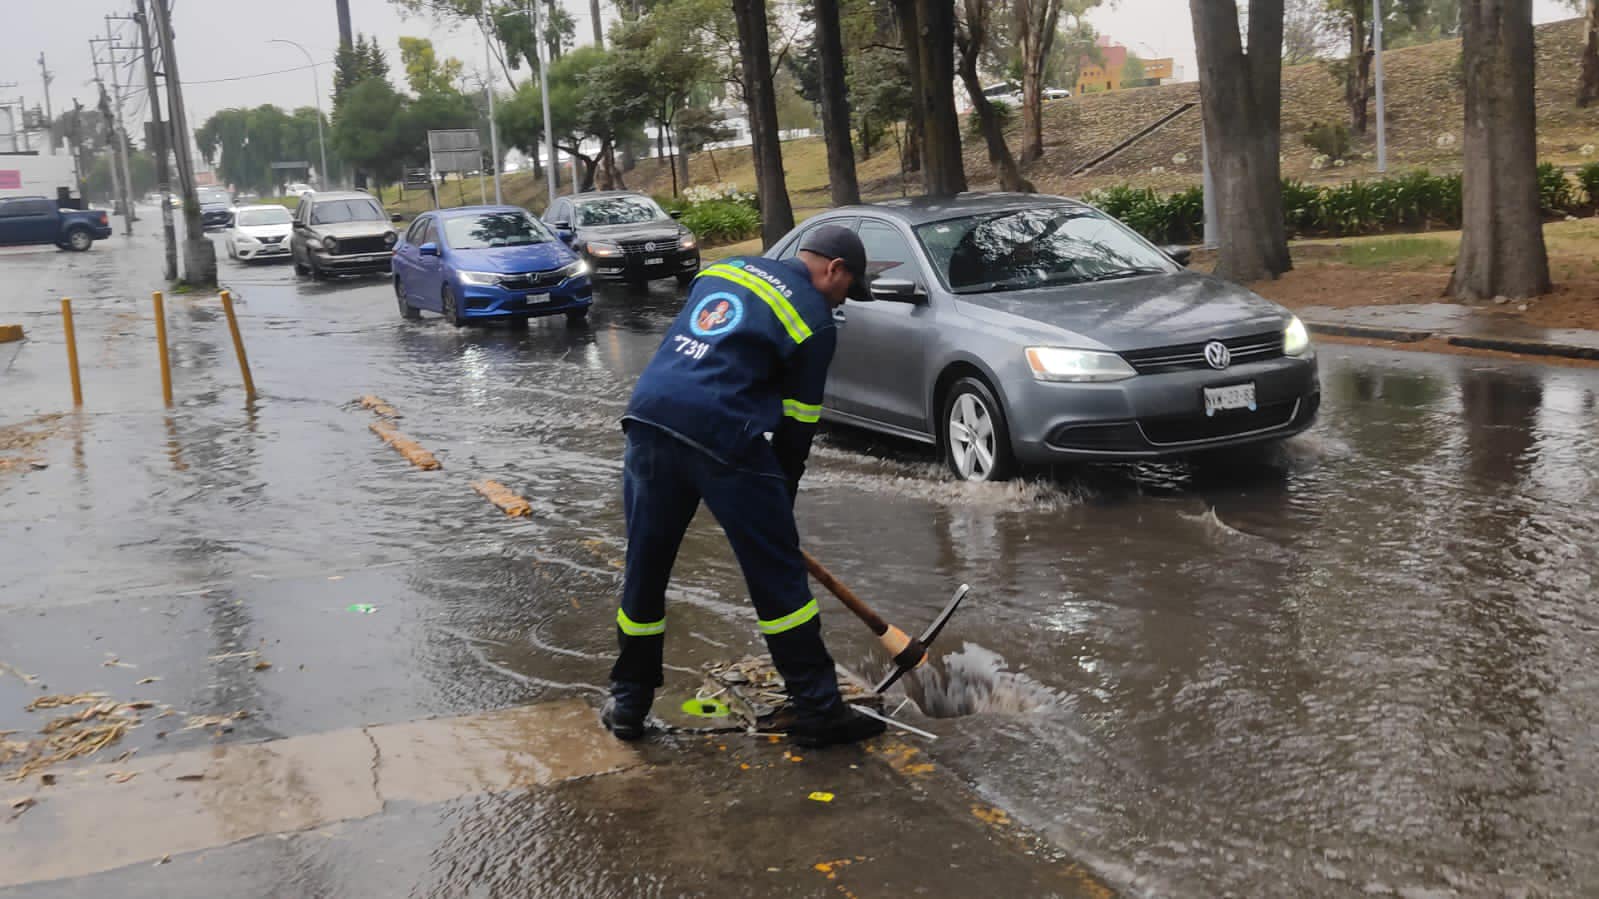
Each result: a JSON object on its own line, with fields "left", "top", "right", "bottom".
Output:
{"left": 2, "top": 213, "right": 1597, "bottom": 897}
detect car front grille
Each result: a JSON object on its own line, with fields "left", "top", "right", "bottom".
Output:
{"left": 618, "top": 238, "right": 676, "bottom": 256}
{"left": 329, "top": 235, "right": 389, "bottom": 255}
{"left": 499, "top": 266, "right": 572, "bottom": 290}
{"left": 259, "top": 236, "right": 283, "bottom": 245}
{"left": 1138, "top": 399, "right": 1299, "bottom": 445}
{"left": 1119, "top": 331, "right": 1284, "bottom": 374}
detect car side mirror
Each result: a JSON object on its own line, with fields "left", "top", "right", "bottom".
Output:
{"left": 419, "top": 242, "right": 439, "bottom": 257}
{"left": 1162, "top": 245, "right": 1192, "bottom": 267}
{"left": 391, "top": 213, "right": 404, "bottom": 223}
{"left": 668, "top": 210, "right": 683, "bottom": 220}
{"left": 552, "top": 220, "right": 571, "bottom": 232}
{"left": 868, "top": 278, "right": 927, "bottom": 304}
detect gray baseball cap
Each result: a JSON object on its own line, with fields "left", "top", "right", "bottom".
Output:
{"left": 798, "top": 224, "right": 872, "bottom": 301}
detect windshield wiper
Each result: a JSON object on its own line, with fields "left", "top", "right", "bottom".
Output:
{"left": 1082, "top": 267, "right": 1166, "bottom": 283}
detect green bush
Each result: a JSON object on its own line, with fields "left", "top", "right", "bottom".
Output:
{"left": 654, "top": 194, "right": 690, "bottom": 216}
{"left": 680, "top": 198, "right": 761, "bottom": 245}
{"left": 1303, "top": 121, "right": 1352, "bottom": 161}
{"left": 1537, "top": 162, "right": 1576, "bottom": 213}
{"left": 1578, "top": 162, "right": 1599, "bottom": 207}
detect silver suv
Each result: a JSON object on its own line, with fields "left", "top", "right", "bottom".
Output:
{"left": 290, "top": 190, "right": 402, "bottom": 279}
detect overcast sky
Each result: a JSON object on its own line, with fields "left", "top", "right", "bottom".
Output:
{"left": 3, "top": 0, "right": 1579, "bottom": 150}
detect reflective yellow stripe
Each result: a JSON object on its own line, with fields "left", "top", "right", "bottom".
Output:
{"left": 757, "top": 598, "right": 820, "bottom": 635}
{"left": 699, "top": 264, "right": 813, "bottom": 345}
{"left": 782, "top": 398, "right": 822, "bottom": 423}
{"left": 616, "top": 608, "right": 665, "bottom": 637}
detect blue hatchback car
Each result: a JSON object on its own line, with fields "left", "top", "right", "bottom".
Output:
{"left": 391, "top": 206, "right": 593, "bottom": 326}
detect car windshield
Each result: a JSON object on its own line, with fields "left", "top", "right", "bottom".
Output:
{"left": 311, "top": 198, "right": 386, "bottom": 225}
{"left": 916, "top": 206, "right": 1174, "bottom": 293}
{"left": 574, "top": 197, "right": 664, "bottom": 227}
{"left": 235, "top": 206, "right": 292, "bottom": 227}
{"left": 198, "top": 189, "right": 230, "bottom": 206}
{"left": 443, "top": 211, "right": 552, "bottom": 249}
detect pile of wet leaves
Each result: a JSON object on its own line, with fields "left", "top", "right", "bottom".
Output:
{"left": 2, "top": 693, "right": 154, "bottom": 783}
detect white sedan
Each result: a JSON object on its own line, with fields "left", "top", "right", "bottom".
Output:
{"left": 225, "top": 205, "right": 295, "bottom": 263}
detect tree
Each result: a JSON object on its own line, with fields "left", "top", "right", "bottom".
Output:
{"left": 1579, "top": 0, "right": 1598, "bottom": 106}
{"left": 196, "top": 105, "right": 331, "bottom": 193}
{"left": 1323, "top": 0, "right": 1374, "bottom": 134}
{"left": 956, "top": 0, "right": 1032, "bottom": 191}
{"left": 812, "top": 0, "right": 861, "bottom": 205}
{"left": 676, "top": 106, "right": 735, "bottom": 179}
{"left": 497, "top": 47, "right": 650, "bottom": 192}
{"left": 332, "top": 78, "right": 408, "bottom": 190}
{"left": 732, "top": 0, "right": 796, "bottom": 247}
{"left": 334, "top": 34, "right": 391, "bottom": 104}
{"left": 1014, "top": 0, "right": 1064, "bottom": 162}
{"left": 1448, "top": 0, "right": 1549, "bottom": 299}
{"left": 1048, "top": 14, "right": 1102, "bottom": 92}
{"left": 1283, "top": 0, "right": 1336, "bottom": 64}
{"left": 1120, "top": 54, "right": 1147, "bottom": 87}
{"left": 610, "top": 3, "right": 718, "bottom": 194}
{"left": 399, "top": 37, "right": 464, "bottom": 95}
{"left": 896, "top": 0, "right": 967, "bottom": 193}
{"left": 1190, "top": 0, "right": 1292, "bottom": 281}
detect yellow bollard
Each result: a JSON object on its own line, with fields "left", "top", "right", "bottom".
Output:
{"left": 61, "top": 298, "right": 83, "bottom": 407}
{"left": 152, "top": 291, "right": 173, "bottom": 407}
{"left": 219, "top": 290, "right": 256, "bottom": 400}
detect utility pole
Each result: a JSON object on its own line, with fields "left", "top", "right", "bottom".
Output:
{"left": 131, "top": 0, "right": 178, "bottom": 281}
{"left": 480, "top": 11, "right": 503, "bottom": 204}
{"left": 147, "top": 0, "right": 215, "bottom": 288}
{"left": 38, "top": 54, "right": 55, "bottom": 155}
{"left": 90, "top": 44, "right": 132, "bottom": 233}
{"left": 531, "top": 0, "right": 557, "bottom": 203}
{"left": 105, "top": 21, "right": 139, "bottom": 224}
{"left": 0, "top": 87, "right": 20, "bottom": 152}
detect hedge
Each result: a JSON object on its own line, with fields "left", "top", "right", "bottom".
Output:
{"left": 1084, "top": 163, "right": 1596, "bottom": 246}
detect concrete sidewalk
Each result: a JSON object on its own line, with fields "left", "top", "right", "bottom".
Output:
{"left": 1299, "top": 303, "right": 1599, "bottom": 360}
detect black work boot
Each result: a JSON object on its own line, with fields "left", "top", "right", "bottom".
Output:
{"left": 789, "top": 702, "right": 886, "bottom": 748}
{"left": 600, "top": 698, "right": 647, "bottom": 741}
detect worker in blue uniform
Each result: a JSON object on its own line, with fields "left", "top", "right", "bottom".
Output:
{"left": 603, "top": 225, "right": 886, "bottom": 748}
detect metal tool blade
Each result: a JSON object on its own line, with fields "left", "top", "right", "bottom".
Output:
{"left": 873, "top": 584, "right": 970, "bottom": 694}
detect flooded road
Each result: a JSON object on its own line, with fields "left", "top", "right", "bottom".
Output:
{"left": 3, "top": 219, "right": 1598, "bottom": 896}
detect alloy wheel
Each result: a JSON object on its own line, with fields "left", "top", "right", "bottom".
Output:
{"left": 948, "top": 393, "right": 998, "bottom": 481}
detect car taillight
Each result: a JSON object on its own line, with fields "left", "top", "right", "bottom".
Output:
{"left": 99, "top": 213, "right": 108, "bottom": 225}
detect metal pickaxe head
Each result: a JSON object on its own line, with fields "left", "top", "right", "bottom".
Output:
{"left": 873, "top": 583, "right": 970, "bottom": 694}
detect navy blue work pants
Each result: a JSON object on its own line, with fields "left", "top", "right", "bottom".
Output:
{"left": 609, "top": 422, "right": 841, "bottom": 715}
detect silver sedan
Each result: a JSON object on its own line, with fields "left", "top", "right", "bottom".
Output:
{"left": 765, "top": 194, "right": 1320, "bottom": 482}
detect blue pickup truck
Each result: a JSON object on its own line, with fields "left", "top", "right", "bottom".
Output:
{"left": 0, "top": 196, "right": 113, "bottom": 251}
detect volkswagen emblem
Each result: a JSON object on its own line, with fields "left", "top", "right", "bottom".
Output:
{"left": 1203, "top": 341, "right": 1231, "bottom": 370}
{"left": 644, "top": 241, "right": 656, "bottom": 252}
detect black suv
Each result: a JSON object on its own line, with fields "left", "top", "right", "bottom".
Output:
{"left": 197, "top": 186, "right": 233, "bottom": 231}
{"left": 543, "top": 191, "right": 699, "bottom": 286}
{"left": 290, "top": 190, "right": 403, "bottom": 279}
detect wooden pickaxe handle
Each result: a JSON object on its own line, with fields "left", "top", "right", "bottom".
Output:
{"left": 802, "top": 550, "right": 926, "bottom": 670}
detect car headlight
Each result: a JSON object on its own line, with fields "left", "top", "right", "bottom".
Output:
{"left": 321, "top": 236, "right": 339, "bottom": 254}
{"left": 563, "top": 259, "right": 590, "bottom": 278}
{"left": 1024, "top": 347, "right": 1137, "bottom": 383}
{"left": 1283, "top": 315, "right": 1312, "bottom": 357}
{"left": 457, "top": 270, "right": 501, "bottom": 286}
{"left": 678, "top": 233, "right": 697, "bottom": 250}
{"left": 587, "top": 240, "right": 621, "bottom": 257}
{"left": 383, "top": 231, "right": 397, "bottom": 247}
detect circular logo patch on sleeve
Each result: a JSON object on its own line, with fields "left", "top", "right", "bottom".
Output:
{"left": 689, "top": 291, "right": 744, "bottom": 337}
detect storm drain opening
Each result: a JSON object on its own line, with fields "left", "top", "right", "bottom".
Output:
{"left": 891, "top": 644, "right": 1063, "bottom": 720}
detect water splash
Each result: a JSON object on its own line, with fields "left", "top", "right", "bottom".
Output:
{"left": 902, "top": 643, "right": 1065, "bottom": 719}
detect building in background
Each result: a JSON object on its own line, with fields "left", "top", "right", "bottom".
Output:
{"left": 1076, "top": 36, "right": 1174, "bottom": 94}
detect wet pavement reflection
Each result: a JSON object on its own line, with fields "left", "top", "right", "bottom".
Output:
{"left": 3, "top": 222, "right": 1598, "bottom": 896}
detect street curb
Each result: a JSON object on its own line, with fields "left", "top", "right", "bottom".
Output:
{"left": 1306, "top": 321, "right": 1433, "bottom": 343}
{"left": 1446, "top": 335, "right": 1599, "bottom": 361}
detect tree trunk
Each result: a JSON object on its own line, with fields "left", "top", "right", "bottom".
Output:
{"left": 591, "top": 0, "right": 605, "bottom": 48}
{"left": 894, "top": 0, "right": 924, "bottom": 175}
{"left": 1579, "top": 0, "right": 1598, "bottom": 107}
{"left": 1015, "top": 0, "right": 1062, "bottom": 163}
{"left": 732, "top": 0, "right": 796, "bottom": 248}
{"left": 907, "top": 0, "right": 967, "bottom": 194}
{"left": 1190, "top": 0, "right": 1291, "bottom": 282}
{"left": 957, "top": 1, "right": 1033, "bottom": 192}
{"left": 1344, "top": 10, "right": 1371, "bottom": 135}
{"left": 672, "top": 125, "right": 690, "bottom": 190}
{"left": 1449, "top": 0, "right": 1550, "bottom": 299}
{"left": 814, "top": 0, "right": 861, "bottom": 206}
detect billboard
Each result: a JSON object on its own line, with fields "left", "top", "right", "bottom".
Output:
{"left": 428, "top": 129, "right": 482, "bottom": 174}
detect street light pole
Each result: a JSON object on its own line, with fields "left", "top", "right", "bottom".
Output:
{"left": 1372, "top": 0, "right": 1387, "bottom": 173}
{"left": 268, "top": 39, "right": 329, "bottom": 188}
{"left": 530, "top": 0, "right": 556, "bottom": 205}
{"left": 481, "top": 12, "right": 503, "bottom": 204}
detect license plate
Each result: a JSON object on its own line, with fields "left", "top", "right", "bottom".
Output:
{"left": 1203, "top": 382, "right": 1256, "bottom": 417}
{"left": 524, "top": 293, "right": 551, "bottom": 304}
{"left": 645, "top": 257, "right": 665, "bottom": 266}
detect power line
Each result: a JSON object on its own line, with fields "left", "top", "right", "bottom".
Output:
{"left": 183, "top": 60, "right": 335, "bottom": 86}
